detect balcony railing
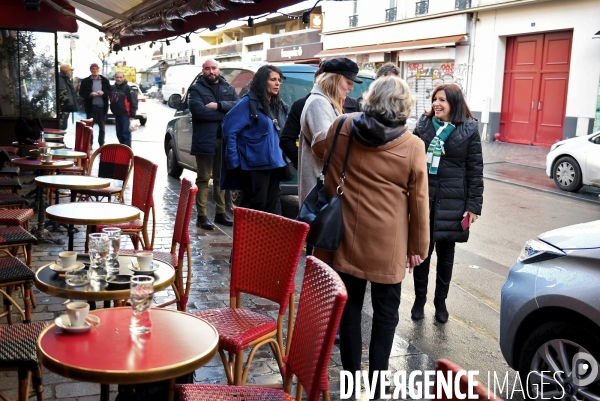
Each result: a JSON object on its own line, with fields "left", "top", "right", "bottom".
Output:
{"left": 349, "top": 14, "right": 358, "bottom": 27}
{"left": 385, "top": 7, "right": 397, "bottom": 22}
{"left": 455, "top": 0, "right": 471, "bottom": 10}
{"left": 415, "top": 0, "right": 428, "bottom": 15}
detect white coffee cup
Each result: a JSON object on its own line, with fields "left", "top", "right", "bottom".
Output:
{"left": 56, "top": 251, "right": 77, "bottom": 268}
{"left": 43, "top": 154, "right": 52, "bottom": 162}
{"left": 136, "top": 252, "right": 153, "bottom": 271}
{"left": 66, "top": 301, "right": 89, "bottom": 327}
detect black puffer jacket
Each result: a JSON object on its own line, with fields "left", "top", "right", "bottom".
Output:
{"left": 413, "top": 114, "right": 484, "bottom": 243}
{"left": 188, "top": 76, "right": 240, "bottom": 156}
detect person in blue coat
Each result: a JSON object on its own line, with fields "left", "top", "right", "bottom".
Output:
{"left": 221, "top": 65, "right": 287, "bottom": 214}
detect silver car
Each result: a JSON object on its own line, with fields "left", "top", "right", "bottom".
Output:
{"left": 500, "top": 220, "right": 600, "bottom": 400}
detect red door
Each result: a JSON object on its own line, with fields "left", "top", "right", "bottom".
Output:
{"left": 500, "top": 31, "right": 572, "bottom": 146}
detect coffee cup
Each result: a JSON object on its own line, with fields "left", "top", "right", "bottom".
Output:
{"left": 66, "top": 301, "right": 89, "bottom": 327}
{"left": 136, "top": 252, "right": 153, "bottom": 271}
{"left": 56, "top": 251, "right": 77, "bottom": 268}
{"left": 42, "top": 154, "right": 52, "bottom": 162}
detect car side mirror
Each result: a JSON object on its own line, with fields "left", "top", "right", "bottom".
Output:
{"left": 168, "top": 94, "right": 182, "bottom": 110}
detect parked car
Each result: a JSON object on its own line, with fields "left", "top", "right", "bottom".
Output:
{"left": 546, "top": 131, "right": 600, "bottom": 192}
{"left": 106, "top": 83, "right": 148, "bottom": 126}
{"left": 163, "top": 63, "right": 375, "bottom": 198}
{"left": 499, "top": 220, "right": 600, "bottom": 400}
{"left": 161, "top": 65, "right": 203, "bottom": 104}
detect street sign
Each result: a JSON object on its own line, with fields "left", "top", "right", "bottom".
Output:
{"left": 63, "top": 34, "right": 80, "bottom": 39}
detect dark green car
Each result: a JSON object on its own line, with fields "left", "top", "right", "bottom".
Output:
{"left": 164, "top": 63, "right": 375, "bottom": 196}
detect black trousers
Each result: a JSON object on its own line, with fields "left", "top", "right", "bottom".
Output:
{"left": 240, "top": 169, "right": 279, "bottom": 214}
{"left": 87, "top": 105, "right": 106, "bottom": 147}
{"left": 338, "top": 271, "right": 401, "bottom": 397}
{"left": 413, "top": 240, "right": 456, "bottom": 300}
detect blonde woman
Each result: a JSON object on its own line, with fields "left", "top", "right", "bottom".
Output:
{"left": 298, "top": 58, "right": 362, "bottom": 205}
{"left": 312, "top": 76, "right": 430, "bottom": 399}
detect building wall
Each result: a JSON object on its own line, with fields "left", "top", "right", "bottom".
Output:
{"left": 470, "top": 0, "right": 600, "bottom": 139}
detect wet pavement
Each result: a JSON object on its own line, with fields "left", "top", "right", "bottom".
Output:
{"left": 0, "top": 112, "right": 596, "bottom": 401}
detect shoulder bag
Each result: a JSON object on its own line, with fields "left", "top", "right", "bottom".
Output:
{"left": 298, "top": 115, "right": 354, "bottom": 251}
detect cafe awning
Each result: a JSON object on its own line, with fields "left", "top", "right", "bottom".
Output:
{"left": 315, "top": 35, "right": 467, "bottom": 58}
{"left": 0, "top": 0, "right": 78, "bottom": 32}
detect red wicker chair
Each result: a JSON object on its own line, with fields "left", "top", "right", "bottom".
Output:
{"left": 79, "top": 143, "right": 134, "bottom": 203}
{"left": 0, "top": 321, "right": 49, "bottom": 401}
{"left": 433, "top": 359, "right": 501, "bottom": 401}
{"left": 180, "top": 256, "right": 347, "bottom": 401}
{"left": 96, "top": 156, "right": 158, "bottom": 250}
{"left": 120, "top": 177, "right": 197, "bottom": 311}
{"left": 193, "top": 208, "right": 309, "bottom": 386}
{"left": 60, "top": 123, "right": 92, "bottom": 175}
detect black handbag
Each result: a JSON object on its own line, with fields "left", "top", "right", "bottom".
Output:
{"left": 298, "top": 115, "right": 354, "bottom": 251}
{"left": 15, "top": 117, "right": 43, "bottom": 144}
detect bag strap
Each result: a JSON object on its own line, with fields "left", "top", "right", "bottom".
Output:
{"left": 321, "top": 115, "right": 348, "bottom": 177}
{"left": 336, "top": 129, "right": 354, "bottom": 195}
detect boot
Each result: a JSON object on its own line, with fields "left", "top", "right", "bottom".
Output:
{"left": 196, "top": 216, "right": 214, "bottom": 230}
{"left": 434, "top": 297, "right": 449, "bottom": 323}
{"left": 411, "top": 296, "right": 427, "bottom": 320}
{"left": 214, "top": 213, "right": 233, "bottom": 226}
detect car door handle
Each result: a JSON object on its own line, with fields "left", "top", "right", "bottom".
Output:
{"left": 531, "top": 100, "right": 534, "bottom": 110}
{"left": 538, "top": 101, "right": 542, "bottom": 111}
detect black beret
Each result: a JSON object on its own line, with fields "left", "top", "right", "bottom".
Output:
{"left": 321, "top": 58, "right": 363, "bottom": 83}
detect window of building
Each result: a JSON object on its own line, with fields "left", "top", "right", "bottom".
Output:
{"left": 415, "top": 0, "right": 429, "bottom": 15}
{"left": 247, "top": 43, "right": 263, "bottom": 52}
{"left": 0, "top": 30, "right": 57, "bottom": 118}
{"left": 274, "top": 23, "right": 286, "bottom": 34}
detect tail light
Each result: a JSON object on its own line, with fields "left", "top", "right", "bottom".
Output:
{"left": 139, "top": 97, "right": 146, "bottom": 102}
{"left": 181, "top": 87, "right": 185, "bottom": 95}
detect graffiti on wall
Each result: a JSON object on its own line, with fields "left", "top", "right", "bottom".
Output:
{"left": 405, "top": 62, "right": 455, "bottom": 122}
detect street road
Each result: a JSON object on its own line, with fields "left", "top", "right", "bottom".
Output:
{"left": 119, "top": 99, "right": 600, "bottom": 399}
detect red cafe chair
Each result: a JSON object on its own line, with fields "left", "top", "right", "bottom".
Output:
{"left": 192, "top": 207, "right": 309, "bottom": 386}
{"left": 79, "top": 143, "right": 134, "bottom": 203}
{"left": 96, "top": 156, "right": 158, "bottom": 250}
{"left": 433, "top": 359, "right": 502, "bottom": 401}
{"left": 179, "top": 256, "right": 347, "bottom": 401}
{"left": 120, "top": 177, "right": 197, "bottom": 311}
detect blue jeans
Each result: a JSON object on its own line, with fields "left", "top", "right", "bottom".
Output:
{"left": 115, "top": 115, "right": 131, "bottom": 148}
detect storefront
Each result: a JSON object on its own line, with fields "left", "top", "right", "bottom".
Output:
{"left": 266, "top": 30, "right": 323, "bottom": 64}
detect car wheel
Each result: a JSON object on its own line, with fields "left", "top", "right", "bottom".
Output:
{"left": 139, "top": 118, "right": 147, "bottom": 126}
{"left": 166, "top": 140, "right": 183, "bottom": 179}
{"left": 230, "top": 190, "right": 244, "bottom": 207}
{"left": 553, "top": 156, "right": 583, "bottom": 192}
{"left": 518, "top": 322, "right": 600, "bottom": 400}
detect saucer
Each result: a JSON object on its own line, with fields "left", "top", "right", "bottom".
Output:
{"left": 55, "top": 314, "right": 100, "bottom": 333}
{"left": 128, "top": 261, "right": 158, "bottom": 275}
{"left": 40, "top": 160, "right": 55, "bottom": 165}
{"left": 50, "top": 261, "right": 85, "bottom": 273}
{"left": 106, "top": 274, "right": 132, "bottom": 289}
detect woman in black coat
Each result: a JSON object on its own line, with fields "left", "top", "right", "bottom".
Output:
{"left": 411, "top": 83, "right": 484, "bottom": 324}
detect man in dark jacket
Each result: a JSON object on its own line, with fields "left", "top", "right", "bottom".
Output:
{"left": 109, "top": 72, "right": 138, "bottom": 148}
{"left": 58, "top": 64, "right": 77, "bottom": 130}
{"left": 188, "top": 58, "right": 240, "bottom": 230}
{"left": 78, "top": 63, "right": 111, "bottom": 147}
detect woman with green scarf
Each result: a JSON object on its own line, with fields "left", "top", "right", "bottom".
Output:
{"left": 411, "top": 83, "right": 484, "bottom": 324}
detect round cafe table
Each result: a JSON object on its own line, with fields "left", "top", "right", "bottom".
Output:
{"left": 46, "top": 203, "right": 140, "bottom": 252}
{"left": 11, "top": 158, "right": 74, "bottom": 244}
{"left": 37, "top": 308, "right": 218, "bottom": 401}
{"left": 11, "top": 141, "right": 65, "bottom": 156}
{"left": 43, "top": 134, "right": 64, "bottom": 143}
{"left": 42, "top": 128, "right": 67, "bottom": 135}
{"left": 34, "top": 254, "right": 175, "bottom": 303}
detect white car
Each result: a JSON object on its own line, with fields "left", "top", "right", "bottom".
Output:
{"left": 546, "top": 131, "right": 600, "bottom": 192}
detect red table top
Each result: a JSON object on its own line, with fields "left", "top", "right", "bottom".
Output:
{"left": 37, "top": 308, "right": 218, "bottom": 385}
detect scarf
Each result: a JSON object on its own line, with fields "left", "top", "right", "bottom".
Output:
{"left": 426, "top": 118, "right": 455, "bottom": 174}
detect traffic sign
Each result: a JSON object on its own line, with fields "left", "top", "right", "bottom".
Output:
{"left": 63, "top": 34, "right": 80, "bottom": 39}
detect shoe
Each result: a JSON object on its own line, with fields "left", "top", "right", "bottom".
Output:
{"left": 411, "top": 296, "right": 426, "bottom": 320}
{"left": 197, "top": 216, "right": 214, "bottom": 230}
{"left": 214, "top": 213, "right": 233, "bottom": 226}
{"left": 434, "top": 298, "right": 449, "bottom": 323}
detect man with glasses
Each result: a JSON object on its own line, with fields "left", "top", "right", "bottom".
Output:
{"left": 79, "top": 63, "right": 111, "bottom": 147}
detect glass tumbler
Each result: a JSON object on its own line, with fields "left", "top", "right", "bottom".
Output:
{"left": 88, "top": 233, "right": 109, "bottom": 282}
{"left": 102, "top": 227, "right": 121, "bottom": 278}
{"left": 130, "top": 275, "right": 154, "bottom": 335}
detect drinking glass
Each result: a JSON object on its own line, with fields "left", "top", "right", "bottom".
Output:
{"left": 130, "top": 275, "right": 154, "bottom": 335}
{"left": 88, "top": 233, "right": 109, "bottom": 282}
{"left": 102, "top": 227, "right": 121, "bottom": 277}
